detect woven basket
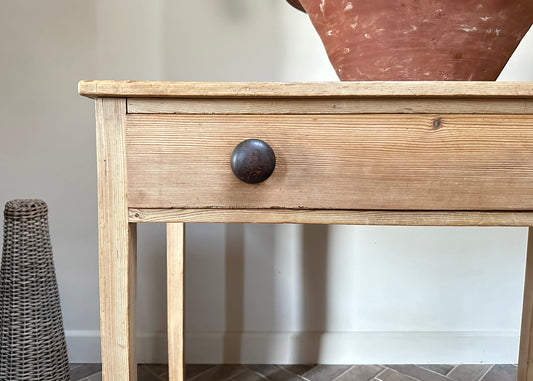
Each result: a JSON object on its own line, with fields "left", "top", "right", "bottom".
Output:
{"left": 0, "top": 199, "right": 70, "bottom": 380}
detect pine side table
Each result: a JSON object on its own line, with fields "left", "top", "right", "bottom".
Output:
{"left": 80, "top": 80, "right": 533, "bottom": 381}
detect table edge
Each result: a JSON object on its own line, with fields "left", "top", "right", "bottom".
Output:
{"left": 129, "top": 208, "right": 533, "bottom": 226}
{"left": 79, "top": 80, "right": 533, "bottom": 99}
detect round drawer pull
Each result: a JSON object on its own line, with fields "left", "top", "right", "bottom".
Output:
{"left": 230, "top": 139, "right": 276, "bottom": 184}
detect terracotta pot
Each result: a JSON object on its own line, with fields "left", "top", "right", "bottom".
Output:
{"left": 288, "top": 0, "right": 533, "bottom": 80}
{"left": 286, "top": 0, "right": 306, "bottom": 12}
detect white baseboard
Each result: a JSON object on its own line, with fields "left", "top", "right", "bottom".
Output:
{"left": 65, "top": 330, "right": 167, "bottom": 363}
{"left": 65, "top": 330, "right": 519, "bottom": 364}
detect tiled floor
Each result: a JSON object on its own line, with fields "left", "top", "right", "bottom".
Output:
{"left": 70, "top": 363, "right": 518, "bottom": 381}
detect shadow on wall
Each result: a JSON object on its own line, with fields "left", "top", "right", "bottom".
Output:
{"left": 221, "top": 223, "right": 330, "bottom": 363}
{"left": 298, "top": 224, "right": 329, "bottom": 362}
{"left": 223, "top": 224, "right": 245, "bottom": 362}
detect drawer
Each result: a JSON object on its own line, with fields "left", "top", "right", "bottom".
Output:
{"left": 125, "top": 113, "right": 533, "bottom": 210}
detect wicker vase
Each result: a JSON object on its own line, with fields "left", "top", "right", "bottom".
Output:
{"left": 0, "top": 199, "right": 70, "bottom": 381}
{"left": 287, "top": 0, "right": 533, "bottom": 80}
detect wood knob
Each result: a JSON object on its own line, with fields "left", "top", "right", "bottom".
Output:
{"left": 230, "top": 139, "right": 276, "bottom": 184}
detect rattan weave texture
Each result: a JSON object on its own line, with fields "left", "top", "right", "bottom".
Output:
{"left": 0, "top": 199, "right": 70, "bottom": 380}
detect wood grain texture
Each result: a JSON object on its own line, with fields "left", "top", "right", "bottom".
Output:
{"left": 130, "top": 208, "right": 533, "bottom": 226}
{"left": 167, "top": 223, "right": 185, "bottom": 381}
{"left": 126, "top": 113, "right": 533, "bottom": 211}
{"left": 96, "top": 97, "right": 137, "bottom": 381}
{"left": 520, "top": 227, "right": 533, "bottom": 381}
{"left": 127, "top": 97, "right": 533, "bottom": 115}
{"left": 79, "top": 80, "right": 533, "bottom": 99}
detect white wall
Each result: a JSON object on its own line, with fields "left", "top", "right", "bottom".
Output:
{"left": 1, "top": 0, "right": 532, "bottom": 364}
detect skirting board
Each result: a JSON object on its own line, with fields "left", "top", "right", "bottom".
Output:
{"left": 65, "top": 331, "right": 519, "bottom": 364}
{"left": 65, "top": 330, "right": 168, "bottom": 363}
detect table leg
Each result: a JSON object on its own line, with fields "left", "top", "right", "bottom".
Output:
{"left": 167, "top": 223, "right": 185, "bottom": 381}
{"left": 96, "top": 97, "right": 137, "bottom": 381}
{"left": 519, "top": 227, "right": 533, "bottom": 381}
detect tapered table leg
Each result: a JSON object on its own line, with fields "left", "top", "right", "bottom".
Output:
{"left": 96, "top": 98, "right": 137, "bottom": 381}
{"left": 519, "top": 228, "right": 533, "bottom": 381}
{"left": 167, "top": 223, "right": 185, "bottom": 381}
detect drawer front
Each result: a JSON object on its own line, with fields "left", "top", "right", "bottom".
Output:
{"left": 126, "top": 113, "right": 533, "bottom": 210}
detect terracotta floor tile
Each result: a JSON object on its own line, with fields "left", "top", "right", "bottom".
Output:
{"left": 87, "top": 372, "right": 102, "bottom": 381}
{"left": 446, "top": 365, "right": 492, "bottom": 381}
{"left": 189, "top": 365, "right": 246, "bottom": 381}
{"left": 186, "top": 365, "right": 217, "bottom": 380}
{"left": 302, "top": 365, "right": 352, "bottom": 381}
{"left": 280, "top": 364, "right": 315, "bottom": 376}
{"left": 231, "top": 368, "right": 269, "bottom": 381}
{"left": 68, "top": 363, "right": 518, "bottom": 381}
{"left": 70, "top": 364, "right": 102, "bottom": 380}
{"left": 138, "top": 365, "right": 163, "bottom": 381}
{"left": 145, "top": 364, "right": 169, "bottom": 377}
{"left": 334, "top": 365, "right": 383, "bottom": 381}
{"left": 375, "top": 369, "right": 418, "bottom": 381}
{"left": 416, "top": 365, "right": 454, "bottom": 376}
{"left": 480, "top": 365, "right": 516, "bottom": 381}
{"left": 385, "top": 365, "right": 453, "bottom": 381}
{"left": 245, "top": 365, "right": 302, "bottom": 381}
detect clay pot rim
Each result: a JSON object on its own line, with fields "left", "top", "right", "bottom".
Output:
{"left": 286, "top": 0, "right": 306, "bottom": 13}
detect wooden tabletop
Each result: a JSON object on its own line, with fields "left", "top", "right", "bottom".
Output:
{"left": 78, "top": 80, "right": 533, "bottom": 99}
